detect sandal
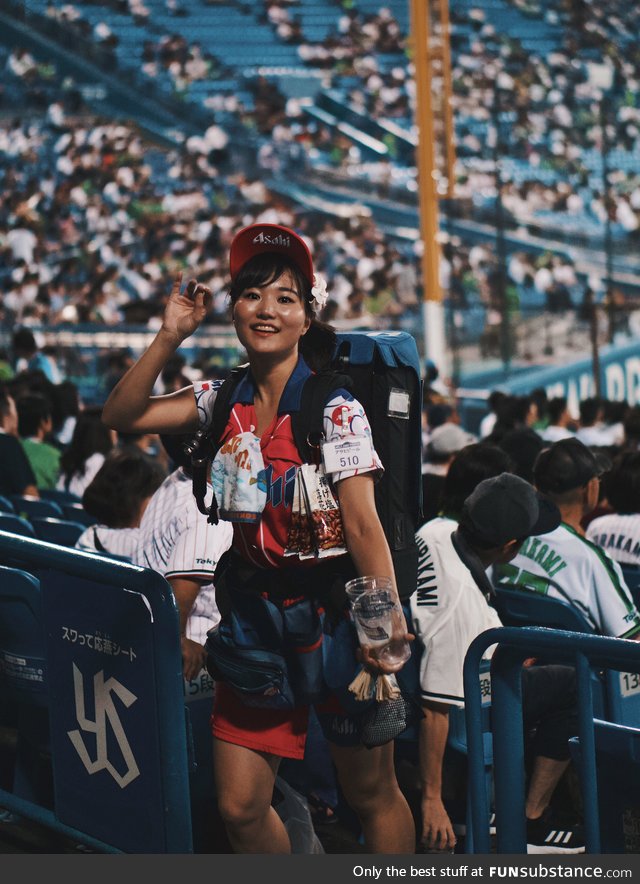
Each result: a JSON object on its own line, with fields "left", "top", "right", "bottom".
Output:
{"left": 307, "top": 793, "right": 338, "bottom": 825}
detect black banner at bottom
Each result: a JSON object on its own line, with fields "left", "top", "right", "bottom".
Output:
{"left": 3, "top": 853, "right": 640, "bottom": 884}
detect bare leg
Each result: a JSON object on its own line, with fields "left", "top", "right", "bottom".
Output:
{"left": 330, "top": 741, "right": 416, "bottom": 854}
{"left": 213, "top": 737, "right": 291, "bottom": 853}
{"left": 525, "top": 756, "right": 570, "bottom": 820}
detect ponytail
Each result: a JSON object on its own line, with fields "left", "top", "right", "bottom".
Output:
{"left": 300, "top": 319, "right": 337, "bottom": 372}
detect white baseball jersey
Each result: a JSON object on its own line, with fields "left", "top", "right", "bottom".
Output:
{"left": 586, "top": 513, "right": 640, "bottom": 568}
{"left": 493, "top": 523, "right": 640, "bottom": 639}
{"left": 409, "top": 517, "right": 502, "bottom": 707}
{"left": 76, "top": 467, "right": 233, "bottom": 644}
{"left": 540, "top": 426, "right": 575, "bottom": 443}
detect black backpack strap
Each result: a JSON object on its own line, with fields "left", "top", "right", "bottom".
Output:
{"left": 187, "top": 365, "right": 249, "bottom": 524}
{"left": 292, "top": 370, "right": 353, "bottom": 463}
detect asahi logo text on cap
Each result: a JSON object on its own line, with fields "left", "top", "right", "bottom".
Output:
{"left": 252, "top": 231, "right": 291, "bottom": 248}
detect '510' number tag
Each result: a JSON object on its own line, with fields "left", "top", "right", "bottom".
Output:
{"left": 322, "top": 437, "right": 374, "bottom": 475}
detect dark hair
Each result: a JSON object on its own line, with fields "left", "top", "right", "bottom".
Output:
{"left": 534, "top": 437, "right": 600, "bottom": 495}
{"left": 547, "top": 397, "right": 568, "bottom": 425}
{"left": 0, "top": 384, "right": 14, "bottom": 421}
{"left": 59, "top": 406, "right": 115, "bottom": 483}
{"left": 489, "top": 395, "right": 533, "bottom": 439}
{"left": 82, "top": 449, "right": 166, "bottom": 528}
{"left": 604, "top": 399, "right": 629, "bottom": 426}
{"left": 530, "top": 387, "right": 548, "bottom": 419}
{"left": 16, "top": 393, "right": 52, "bottom": 438}
{"left": 495, "top": 427, "right": 544, "bottom": 483}
{"left": 487, "top": 390, "right": 508, "bottom": 412}
{"left": 12, "top": 327, "right": 37, "bottom": 356}
{"left": 50, "top": 381, "right": 80, "bottom": 430}
{"left": 579, "top": 397, "right": 603, "bottom": 427}
{"left": 440, "top": 443, "right": 513, "bottom": 519}
{"left": 426, "top": 403, "right": 455, "bottom": 429}
{"left": 602, "top": 451, "right": 640, "bottom": 514}
{"left": 623, "top": 405, "right": 640, "bottom": 446}
{"left": 228, "top": 252, "right": 336, "bottom": 371}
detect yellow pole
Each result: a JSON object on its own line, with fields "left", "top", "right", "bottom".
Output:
{"left": 410, "top": 0, "right": 447, "bottom": 375}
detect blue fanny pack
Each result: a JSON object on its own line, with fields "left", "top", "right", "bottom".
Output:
{"left": 204, "top": 558, "right": 372, "bottom": 712}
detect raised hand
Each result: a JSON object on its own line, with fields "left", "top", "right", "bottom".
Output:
{"left": 161, "top": 272, "right": 212, "bottom": 344}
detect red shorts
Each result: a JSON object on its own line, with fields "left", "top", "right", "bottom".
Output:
{"left": 211, "top": 682, "right": 352, "bottom": 759}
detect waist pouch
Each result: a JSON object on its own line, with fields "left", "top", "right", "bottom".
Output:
{"left": 205, "top": 554, "right": 372, "bottom": 712}
{"left": 205, "top": 619, "right": 294, "bottom": 710}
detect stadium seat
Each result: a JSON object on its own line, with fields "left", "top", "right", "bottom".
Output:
{"left": 492, "top": 585, "right": 593, "bottom": 633}
{"left": 0, "top": 513, "right": 37, "bottom": 539}
{"left": 9, "top": 495, "right": 64, "bottom": 520}
{"left": 446, "top": 662, "right": 494, "bottom": 851}
{"left": 30, "top": 517, "right": 86, "bottom": 547}
{"left": 493, "top": 586, "right": 640, "bottom": 726}
{"left": 620, "top": 565, "right": 640, "bottom": 610}
{"left": 0, "top": 494, "right": 15, "bottom": 513}
{"left": 0, "top": 565, "right": 51, "bottom": 805}
{"left": 569, "top": 720, "right": 640, "bottom": 853}
{"left": 60, "top": 503, "right": 98, "bottom": 527}
{"left": 39, "top": 488, "right": 82, "bottom": 506}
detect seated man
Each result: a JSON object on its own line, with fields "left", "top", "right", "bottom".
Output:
{"left": 411, "top": 472, "right": 583, "bottom": 854}
{"left": 76, "top": 439, "right": 233, "bottom": 681}
{"left": 494, "top": 438, "right": 640, "bottom": 639}
{"left": 16, "top": 392, "right": 61, "bottom": 490}
{"left": 0, "top": 385, "right": 39, "bottom": 498}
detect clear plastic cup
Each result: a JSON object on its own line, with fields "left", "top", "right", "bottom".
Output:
{"left": 345, "top": 575, "right": 393, "bottom": 605}
{"left": 351, "top": 586, "right": 411, "bottom": 666}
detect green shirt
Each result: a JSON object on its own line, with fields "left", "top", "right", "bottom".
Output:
{"left": 21, "top": 439, "right": 61, "bottom": 490}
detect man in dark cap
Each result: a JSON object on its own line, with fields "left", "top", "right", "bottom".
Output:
{"left": 410, "top": 471, "right": 583, "bottom": 855}
{"left": 495, "top": 438, "right": 640, "bottom": 639}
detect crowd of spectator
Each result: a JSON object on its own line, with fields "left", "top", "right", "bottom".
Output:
{"left": 3, "top": 0, "right": 640, "bottom": 374}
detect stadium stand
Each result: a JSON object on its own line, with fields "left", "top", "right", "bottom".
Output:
{"left": 2, "top": 0, "right": 640, "bottom": 855}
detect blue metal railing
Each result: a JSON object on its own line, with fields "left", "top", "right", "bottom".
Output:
{"left": 463, "top": 626, "right": 640, "bottom": 854}
{"left": 0, "top": 530, "right": 193, "bottom": 853}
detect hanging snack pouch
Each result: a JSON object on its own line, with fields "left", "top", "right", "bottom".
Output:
{"left": 297, "top": 463, "right": 347, "bottom": 559}
{"left": 210, "top": 431, "right": 268, "bottom": 523}
{"left": 284, "top": 470, "right": 314, "bottom": 557}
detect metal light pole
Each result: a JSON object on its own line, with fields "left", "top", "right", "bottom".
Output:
{"left": 411, "top": 0, "right": 447, "bottom": 374}
{"left": 587, "top": 63, "right": 616, "bottom": 345}
{"left": 491, "top": 82, "right": 512, "bottom": 372}
{"left": 600, "top": 99, "right": 616, "bottom": 344}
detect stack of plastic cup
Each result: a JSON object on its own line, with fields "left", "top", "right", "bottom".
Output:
{"left": 345, "top": 576, "right": 411, "bottom": 666}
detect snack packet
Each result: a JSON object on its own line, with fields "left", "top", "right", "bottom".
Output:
{"left": 284, "top": 469, "right": 314, "bottom": 557}
{"left": 298, "top": 463, "right": 347, "bottom": 559}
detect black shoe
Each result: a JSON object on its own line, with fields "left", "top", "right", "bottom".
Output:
{"left": 526, "top": 808, "right": 585, "bottom": 854}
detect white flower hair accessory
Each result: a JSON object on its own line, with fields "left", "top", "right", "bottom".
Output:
{"left": 310, "top": 273, "right": 328, "bottom": 310}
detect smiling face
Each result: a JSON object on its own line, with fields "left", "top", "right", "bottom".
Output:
{"left": 229, "top": 255, "right": 312, "bottom": 362}
{"left": 232, "top": 269, "right": 311, "bottom": 361}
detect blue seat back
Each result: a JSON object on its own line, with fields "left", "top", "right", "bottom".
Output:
{"left": 40, "top": 488, "right": 82, "bottom": 506}
{"left": 493, "top": 586, "right": 638, "bottom": 726}
{"left": 0, "top": 493, "right": 15, "bottom": 513}
{"left": 0, "top": 512, "right": 36, "bottom": 538}
{"left": 0, "top": 565, "right": 47, "bottom": 706}
{"left": 569, "top": 719, "right": 640, "bottom": 853}
{"left": 0, "top": 530, "right": 193, "bottom": 853}
{"left": 10, "top": 495, "right": 64, "bottom": 520}
{"left": 61, "top": 503, "right": 97, "bottom": 526}
{"left": 31, "top": 517, "right": 86, "bottom": 547}
{"left": 620, "top": 565, "right": 640, "bottom": 610}
{"left": 493, "top": 586, "right": 593, "bottom": 633}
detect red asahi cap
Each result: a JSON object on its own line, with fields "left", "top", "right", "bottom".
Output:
{"left": 229, "top": 223, "right": 314, "bottom": 287}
